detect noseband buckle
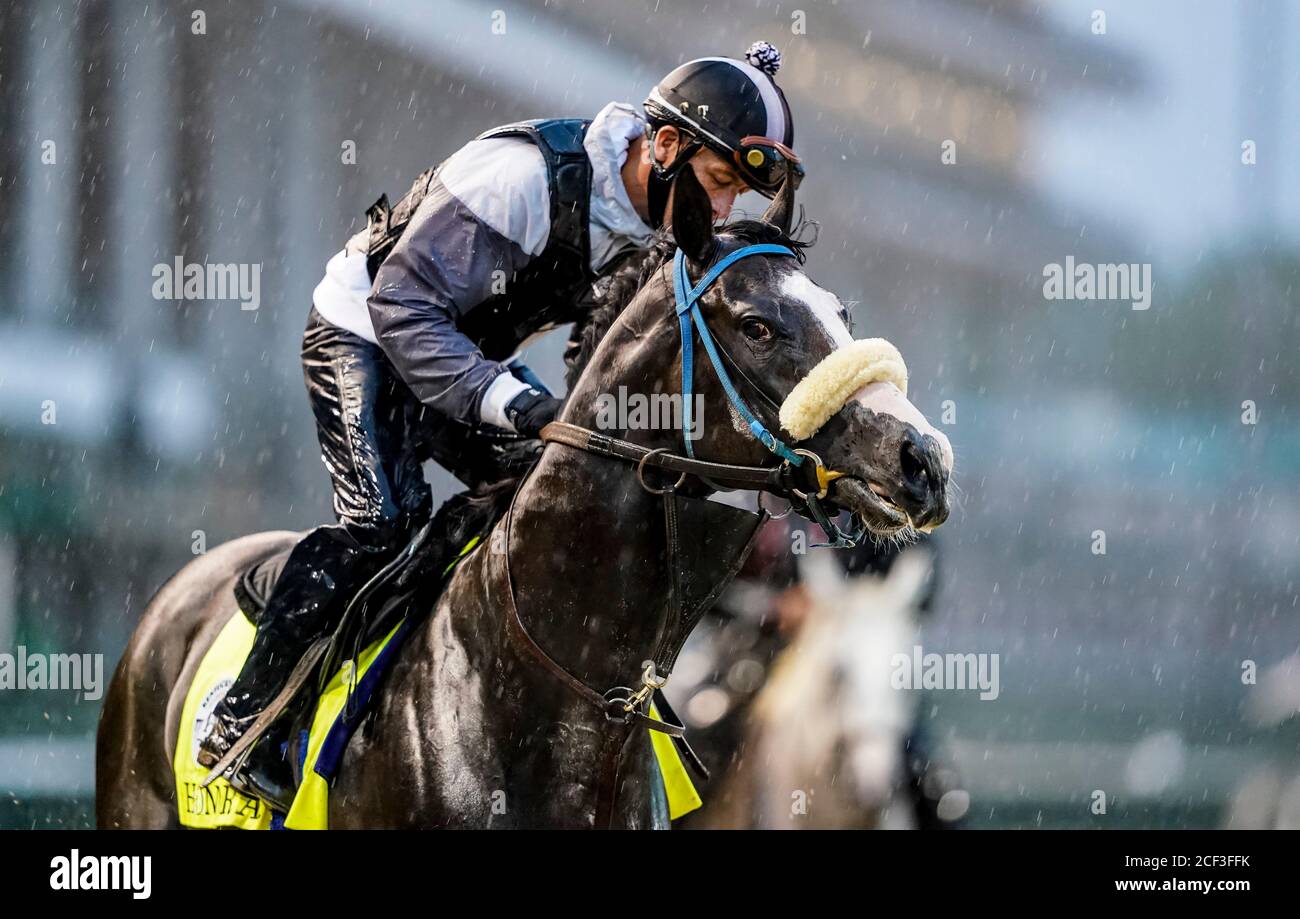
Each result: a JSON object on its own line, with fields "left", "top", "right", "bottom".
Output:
{"left": 786, "top": 448, "right": 846, "bottom": 501}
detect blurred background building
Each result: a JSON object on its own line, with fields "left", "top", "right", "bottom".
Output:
{"left": 1, "top": 0, "right": 1297, "bottom": 828}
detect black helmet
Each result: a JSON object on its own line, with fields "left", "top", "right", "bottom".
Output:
{"left": 643, "top": 41, "right": 803, "bottom": 224}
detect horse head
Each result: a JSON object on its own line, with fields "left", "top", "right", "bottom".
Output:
{"left": 750, "top": 549, "right": 931, "bottom": 828}
{"left": 563, "top": 166, "right": 952, "bottom": 538}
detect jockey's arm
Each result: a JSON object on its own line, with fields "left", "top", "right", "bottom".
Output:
{"left": 368, "top": 138, "right": 552, "bottom": 432}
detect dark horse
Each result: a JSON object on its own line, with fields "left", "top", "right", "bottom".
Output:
{"left": 97, "top": 170, "right": 951, "bottom": 828}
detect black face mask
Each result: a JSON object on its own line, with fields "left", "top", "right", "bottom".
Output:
{"left": 645, "top": 128, "right": 703, "bottom": 229}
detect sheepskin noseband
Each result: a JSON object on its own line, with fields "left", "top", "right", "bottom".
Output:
{"left": 779, "top": 338, "right": 909, "bottom": 441}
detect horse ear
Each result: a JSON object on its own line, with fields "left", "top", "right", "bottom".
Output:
{"left": 670, "top": 165, "right": 715, "bottom": 264}
{"left": 760, "top": 177, "right": 795, "bottom": 235}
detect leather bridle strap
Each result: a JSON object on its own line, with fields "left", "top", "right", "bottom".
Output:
{"left": 496, "top": 450, "right": 701, "bottom": 827}
{"left": 540, "top": 420, "right": 830, "bottom": 499}
{"left": 497, "top": 480, "right": 686, "bottom": 739}
{"left": 674, "top": 244, "right": 805, "bottom": 464}
{"left": 542, "top": 419, "right": 866, "bottom": 549}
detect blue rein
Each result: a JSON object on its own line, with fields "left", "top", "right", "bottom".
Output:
{"left": 673, "top": 245, "right": 803, "bottom": 465}
{"left": 671, "top": 243, "right": 867, "bottom": 549}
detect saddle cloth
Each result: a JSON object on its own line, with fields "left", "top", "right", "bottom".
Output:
{"left": 173, "top": 549, "right": 702, "bottom": 828}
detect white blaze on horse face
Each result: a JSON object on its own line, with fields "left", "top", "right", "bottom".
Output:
{"left": 779, "top": 268, "right": 951, "bottom": 477}
{"left": 780, "top": 270, "right": 854, "bottom": 350}
{"left": 853, "top": 381, "right": 954, "bottom": 475}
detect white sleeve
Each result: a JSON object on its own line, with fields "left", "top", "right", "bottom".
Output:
{"left": 479, "top": 371, "right": 532, "bottom": 431}
{"left": 437, "top": 137, "right": 551, "bottom": 257}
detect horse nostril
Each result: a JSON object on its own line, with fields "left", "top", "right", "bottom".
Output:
{"left": 900, "top": 439, "right": 928, "bottom": 492}
{"left": 897, "top": 435, "right": 949, "bottom": 529}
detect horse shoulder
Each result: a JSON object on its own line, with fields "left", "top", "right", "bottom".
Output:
{"left": 333, "top": 544, "right": 505, "bottom": 827}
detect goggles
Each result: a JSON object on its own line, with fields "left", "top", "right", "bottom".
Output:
{"left": 733, "top": 136, "right": 805, "bottom": 196}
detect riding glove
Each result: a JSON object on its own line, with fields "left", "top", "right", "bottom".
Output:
{"left": 505, "top": 387, "right": 562, "bottom": 438}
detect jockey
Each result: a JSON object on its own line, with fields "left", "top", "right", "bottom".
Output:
{"left": 198, "top": 41, "right": 805, "bottom": 796}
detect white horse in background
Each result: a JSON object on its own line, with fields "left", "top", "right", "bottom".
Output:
{"left": 693, "top": 548, "right": 931, "bottom": 829}
{"left": 1223, "top": 653, "right": 1300, "bottom": 829}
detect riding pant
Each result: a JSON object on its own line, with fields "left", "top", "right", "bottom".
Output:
{"left": 222, "top": 306, "right": 521, "bottom": 717}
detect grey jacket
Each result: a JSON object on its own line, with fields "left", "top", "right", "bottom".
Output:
{"left": 310, "top": 102, "right": 653, "bottom": 431}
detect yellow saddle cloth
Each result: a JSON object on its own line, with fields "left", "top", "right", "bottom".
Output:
{"left": 174, "top": 611, "right": 701, "bottom": 829}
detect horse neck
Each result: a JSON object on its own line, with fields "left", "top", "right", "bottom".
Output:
{"left": 506, "top": 281, "right": 696, "bottom": 690}
{"left": 507, "top": 446, "right": 668, "bottom": 690}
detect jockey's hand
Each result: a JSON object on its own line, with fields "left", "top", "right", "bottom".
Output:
{"left": 505, "top": 387, "right": 561, "bottom": 438}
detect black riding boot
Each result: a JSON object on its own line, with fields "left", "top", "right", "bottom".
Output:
{"left": 199, "top": 305, "right": 459, "bottom": 804}
{"left": 197, "top": 527, "right": 374, "bottom": 784}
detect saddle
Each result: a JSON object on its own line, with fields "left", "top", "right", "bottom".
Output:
{"left": 199, "top": 424, "right": 774, "bottom": 825}
{"left": 232, "top": 549, "right": 288, "bottom": 627}
{"left": 174, "top": 514, "right": 499, "bottom": 829}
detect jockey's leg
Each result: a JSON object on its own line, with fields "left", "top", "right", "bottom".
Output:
{"left": 197, "top": 307, "right": 430, "bottom": 772}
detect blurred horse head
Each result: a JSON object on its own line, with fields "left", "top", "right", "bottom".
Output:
{"left": 695, "top": 548, "right": 931, "bottom": 829}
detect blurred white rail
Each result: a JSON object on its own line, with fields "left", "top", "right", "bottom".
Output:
{"left": 951, "top": 738, "right": 1259, "bottom": 802}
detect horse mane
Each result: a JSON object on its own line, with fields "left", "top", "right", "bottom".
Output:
{"left": 562, "top": 217, "right": 814, "bottom": 390}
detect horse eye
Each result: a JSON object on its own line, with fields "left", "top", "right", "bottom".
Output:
{"left": 742, "top": 318, "right": 773, "bottom": 342}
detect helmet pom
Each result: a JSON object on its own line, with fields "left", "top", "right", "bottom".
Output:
{"left": 744, "top": 40, "right": 782, "bottom": 77}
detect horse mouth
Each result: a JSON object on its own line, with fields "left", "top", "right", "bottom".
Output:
{"left": 828, "top": 477, "right": 915, "bottom": 536}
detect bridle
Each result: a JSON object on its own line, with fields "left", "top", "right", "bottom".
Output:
{"left": 543, "top": 242, "right": 867, "bottom": 544}
{"left": 666, "top": 242, "right": 866, "bottom": 545}
{"left": 499, "top": 242, "right": 868, "bottom": 824}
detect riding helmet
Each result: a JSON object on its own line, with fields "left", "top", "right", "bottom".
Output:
{"left": 643, "top": 41, "right": 803, "bottom": 222}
